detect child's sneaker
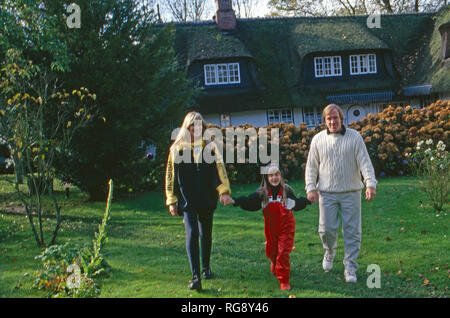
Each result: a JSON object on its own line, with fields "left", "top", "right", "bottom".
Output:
{"left": 322, "top": 251, "right": 335, "bottom": 272}
{"left": 280, "top": 283, "right": 292, "bottom": 291}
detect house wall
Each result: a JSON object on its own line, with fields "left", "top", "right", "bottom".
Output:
{"left": 204, "top": 110, "right": 268, "bottom": 127}
{"left": 293, "top": 108, "right": 304, "bottom": 125}
{"left": 439, "top": 92, "right": 450, "bottom": 100}
{"left": 341, "top": 104, "right": 378, "bottom": 125}
{"left": 205, "top": 104, "right": 392, "bottom": 127}
{"left": 204, "top": 107, "right": 306, "bottom": 128}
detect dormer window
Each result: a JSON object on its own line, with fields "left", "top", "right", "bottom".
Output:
{"left": 314, "top": 56, "right": 342, "bottom": 77}
{"left": 204, "top": 63, "right": 240, "bottom": 85}
{"left": 350, "top": 54, "right": 377, "bottom": 75}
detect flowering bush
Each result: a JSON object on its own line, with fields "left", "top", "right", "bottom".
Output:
{"left": 206, "top": 122, "right": 320, "bottom": 183}
{"left": 350, "top": 100, "right": 450, "bottom": 176}
{"left": 408, "top": 139, "right": 449, "bottom": 213}
{"left": 155, "top": 101, "right": 448, "bottom": 187}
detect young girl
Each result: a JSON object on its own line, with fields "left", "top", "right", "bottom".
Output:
{"left": 232, "top": 164, "right": 310, "bottom": 291}
{"left": 165, "top": 111, "right": 232, "bottom": 291}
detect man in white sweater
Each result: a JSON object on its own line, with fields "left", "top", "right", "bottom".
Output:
{"left": 305, "top": 104, "right": 377, "bottom": 283}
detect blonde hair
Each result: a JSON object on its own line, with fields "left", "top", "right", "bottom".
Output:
{"left": 259, "top": 164, "right": 287, "bottom": 207}
{"left": 322, "top": 104, "right": 344, "bottom": 122}
{"left": 170, "top": 111, "right": 207, "bottom": 152}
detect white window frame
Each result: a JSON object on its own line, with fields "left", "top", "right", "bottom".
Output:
{"left": 314, "top": 56, "right": 342, "bottom": 78}
{"left": 220, "top": 113, "right": 231, "bottom": 127}
{"left": 204, "top": 63, "right": 240, "bottom": 85}
{"left": 350, "top": 54, "right": 377, "bottom": 75}
{"left": 303, "top": 107, "right": 323, "bottom": 129}
{"left": 267, "top": 109, "right": 294, "bottom": 124}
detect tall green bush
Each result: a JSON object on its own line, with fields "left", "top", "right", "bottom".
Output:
{"left": 42, "top": 0, "right": 198, "bottom": 200}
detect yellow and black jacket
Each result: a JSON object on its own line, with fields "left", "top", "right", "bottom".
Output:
{"left": 165, "top": 141, "right": 231, "bottom": 212}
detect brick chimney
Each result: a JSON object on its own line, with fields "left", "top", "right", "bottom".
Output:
{"left": 214, "top": 0, "right": 237, "bottom": 31}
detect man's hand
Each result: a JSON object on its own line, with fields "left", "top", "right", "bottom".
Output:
{"left": 307, "top": 190, "right": 319, "bottom": 203}
{"left": 168, "top": 204, "right": 178, "bottom": 216}
{"left": 365, "top": 187, "right": 376, "bottom": 201}
{"left": 220, "top": 194, "right": 233, "bottom": 206}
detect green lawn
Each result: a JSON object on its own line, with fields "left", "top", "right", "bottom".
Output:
{"left": 0, "top": 175, "right": 448, "bottom": 298}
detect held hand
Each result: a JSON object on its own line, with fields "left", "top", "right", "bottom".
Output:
{"left": 307, "top": 190, "right": 319, "bottom": 203}
{"left": 220, "top": 194, "right": 233, "bottom": 206}
{"left": 168, "top": 204, "right": 178, "bottom": 216}
{"left": 365, "top": 187, "right": 376, "bottom": 201}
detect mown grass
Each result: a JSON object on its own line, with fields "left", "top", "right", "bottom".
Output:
{"left": 0, "top": 175, "right": 448, "bottom": 298}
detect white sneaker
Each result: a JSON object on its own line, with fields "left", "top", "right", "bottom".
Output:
{"left": 322, "top": 251, "right": 335, "bottom": 272}
{"left": 344, "top": 270, "right": 357, "bottom": 283}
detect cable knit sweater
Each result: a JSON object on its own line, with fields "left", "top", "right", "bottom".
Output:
{"left": 305, "top": 128, "right": 377, "bottom": 193}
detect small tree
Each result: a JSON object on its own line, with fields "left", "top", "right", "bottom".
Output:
{"left": 0, "top": 52, "right": 96, "bottom": 246}
{"left": 408, "top": 139, "right": 449, "bottom": 213}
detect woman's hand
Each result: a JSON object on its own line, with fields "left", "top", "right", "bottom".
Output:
{"left": 220, "top": 194, "right": 233, "bottom": 206}
{"left": 168, "top": 204, "right": 178, "bottom": 216}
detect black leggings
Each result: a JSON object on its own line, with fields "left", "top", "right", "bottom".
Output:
{"left": 183, "top": 208, "right": 214, "bottom": 278}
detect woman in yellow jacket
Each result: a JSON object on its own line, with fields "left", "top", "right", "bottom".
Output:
{"left": 165, "top": 112, "right": 232, "bottom": 291}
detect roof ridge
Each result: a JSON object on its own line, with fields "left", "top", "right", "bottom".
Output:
{"left": 236, "top": 11, "right": 435, "bottom": 23}
{"left": 155, "top": 11, "right": 438, "bottom": 26}
{"left": 155, "top": 20, "right": 216, "bottom": 27}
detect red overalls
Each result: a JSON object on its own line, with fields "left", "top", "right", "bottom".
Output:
{"left": 263, "top": 187, "right": 296, "bottom": 289}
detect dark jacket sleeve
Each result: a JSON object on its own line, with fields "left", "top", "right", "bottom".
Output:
{"left": 232, "top": 191, "right": 262, "bottom": 211}
{"left": 285, "top": 185, "right": 311, "bottom": 211}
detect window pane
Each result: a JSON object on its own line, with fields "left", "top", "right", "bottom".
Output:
{"left": 204, "top": 64, "right": 216, "bottom": 84}
{"left": 333, "top": 56, "right": 342, "bottom": 75}
{"left": 304, "top": 107, "right": 322, "bottom": 128}
{"left": 228, "top": 63, "right": 240, "bottom": 83}
{"left": 217, "top": 64, "right": 228, "bottom": 83}
{"left": 220, "top": 114, "right": 231, "bottom": 127}
{"left": 315, "top": 57, "right": 323, "bottom": 77}
{"left": 360, "top": 55, "right": 368, "bottom": 73}
{"left": 350, "top": 56, "right": 358, "bottom": 74}
{"left": 269, "top": 109, "right": 293, "bottom": 124}
{"left": 368, "top": 54, "right": 376, "bottom": 73}
{"left": 324, "top": 57, "right": 332, "bottom": 76}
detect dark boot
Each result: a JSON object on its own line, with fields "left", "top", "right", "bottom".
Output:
{"left": 188, "top": 275, "right": 202, "bottom": 291}
{"left": 202, "top": 268, "right": 213, "bottom": 280}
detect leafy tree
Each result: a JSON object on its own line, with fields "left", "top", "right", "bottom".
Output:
{"left": 0, "top": 0, "right": 96, "bottom": 246}
{"left": 233, "top": 0, "right": 260, "bottom": 18}
{"left": 160, "top": 0, "right": 212, "bottom": 22}
{"left": 268, "top": 0, "right": 448, "bottom": 16}
{"left": 42, "top": 0, "right": 198, "bottom": 200}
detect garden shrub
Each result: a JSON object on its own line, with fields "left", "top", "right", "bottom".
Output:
{"left": 408, "top": 139, "right": 449, "bottom": 212}
{"left": 150, "top": 100, "right": 449, "bottom": 188}
{"left": 349, "top": 100, "right": 449, "bottom": 177}
{"left": 32, "top": 180, "right": 113, "bottom": 297}
{"left": 211, "top": 100, "right": 449, "bottom": 181}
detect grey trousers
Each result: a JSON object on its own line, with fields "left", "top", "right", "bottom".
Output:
{"left": 318, "top": 190, "right": 362, "bottom": 272}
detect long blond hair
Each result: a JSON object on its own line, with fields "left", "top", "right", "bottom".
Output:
{"left": 170, "top": 111, "right": 207, "bottom": 152}
{"left": 259, "top": 164, "right": 288, "bottom": 207}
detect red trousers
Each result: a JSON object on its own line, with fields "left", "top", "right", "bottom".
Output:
{"left": 263, "top": 195, "right": 295, "bottom": 285}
